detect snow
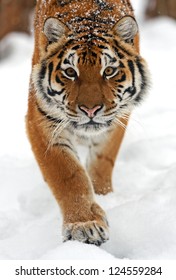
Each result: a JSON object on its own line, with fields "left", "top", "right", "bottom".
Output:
{"left": 0, "top": 1, "right": 176, "bottom": 260}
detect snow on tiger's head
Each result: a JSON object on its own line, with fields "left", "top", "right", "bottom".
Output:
{"left": 32, "top": 16, "right": 150, "bottom": 135}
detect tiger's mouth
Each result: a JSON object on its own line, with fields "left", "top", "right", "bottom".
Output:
{"left": 69, "top": 119, "right": 113, "bottom": 133}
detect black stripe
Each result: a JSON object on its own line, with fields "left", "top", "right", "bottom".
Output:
{"left": 128, "top": 60, "right": 135, "bottom": 84}
{"left": 119, "top": 104, "right": 127, "bottom": 109}
{"left": 37, "top": 104, "right": 62, "bottom": 123}
{"left": 103, "top": 33, "right": 113, "bottom": 38}
{"left": 38, "top": 63, "right": 47, "bottom": 97}
{"left": 69, "top": 16, "right": 92, "bottom": 24}
{"left": 62, "top": 94, "right": 66, "bottom": 104}
{"left": 47, "top": 87, "right": 65, "bottom": 96}
{"left": 97, "top": 44, "right": 108, "bottom": 50}
{"left": 81, "top": 51, "right": 87, "bottom": 62}
{"left": 77, "top": 34, "right": 108, "bottom": 44}
{"left": 51, "top": 31, "right": 58, "bottom": 38}
{"left": 127, "top": 59, "right": 136, "bottom": 95}
{"left": 124, "top": 86, "right": 136, "bottom": 96}
{"left": 56, "top": 62, "right": 61, "bottom": 71}
{"left": 104, "top": 52, "right": 117, "bottom": 63}
{"left": 68, "top": 53, "right": 75, "bottom": 59}
{"left": 118, "top": 52, "right": 125, "bottom": 59}
{"left": 48, "top": 62, "right": 53, "bottom": 87}
{"left": 114, "top": 40, "right": 133, "bottom": 56}
{"left": 128, "top": 60, "right": 135, "bottom": 86}
{"left": 54, "top": 143, "right": 74, "bottom": 153}
{"left": 55, "top": 75, "right": 65, "bottom": 86}
{"left": 91, "top": 51, "right": 98, "bottom": 58}
{"left": 57, "top": 50, "right": 65, "bottom": 59}
{"left": 115, "top": 71, "right": 126, "bottom": 83}
{"left": 47, "top": 87, "right": 55, "bottom": 96}
{"left": 63, "top": 58, "right": 71, "bottom": 65}
{"left": 71, "top": 45, "right": 80, "bottom": 50}
{"left": 104, "top": 52, "right": 113, "bottom": 59}
{"left": 59, "top": 136, "right": 73, "bottom": 146}
{"left": 112, "top": 46, "right": 125, "bottom": 59}
{"left": 46, "top": 48, "right": 64, "bottom": 60}
{"left": 66, "top": 113, "right": 78, "bottom": 118}
{"left": 134, "top": 57, "right": 148, "bottom": 102}
{"left": 119, "top": 61, "right": 125, "bottom": 68}
{"left": 117, "top": 94, "right": 122, "bottom": 101}
{"left": 95, "top": 0, "right": 114, "bottom": 11}
{"left": 93, "top": 35, "right": 108, "bottom": 43}
{"left": 74, "top": 26, "right": 105, "bottom": 34}
{"left": 56, "top": 88, "right": 65, "bottom": 95}
{"left": 68, "top": 16, "right": 115, "bottom": 25}
{"left": 65, "top": 106, "right": 77, "bottom": 114}
{"left": 39, "top": 63, "right": 47, "bottom": 80}
{"left": 135, "top": 57, "right": 148, "bottom": 91}
{"left": 93, "top": 17, "right": 116, "bottom": 25}
{"left": 104, "top": 104, "right": 117, "bottom": 112}
{"left": 64, "top": 39, "right": 75, "bottom": 48}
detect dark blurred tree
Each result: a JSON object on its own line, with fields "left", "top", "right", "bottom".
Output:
{"left": 146, "top": 0, "right": 176, "bottom": 19}
{"left": 0, "top": 0, "right": 36, "bottom": 40}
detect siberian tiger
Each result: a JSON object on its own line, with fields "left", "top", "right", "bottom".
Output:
{"left": 26, "top": 0, "right": 150, "bottom": 246}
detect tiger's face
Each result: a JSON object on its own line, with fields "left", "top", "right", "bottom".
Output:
{"left": 33, "top": 16, "right": 149, "bottom": 135}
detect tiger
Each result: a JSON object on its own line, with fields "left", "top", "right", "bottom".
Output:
{"left": 26, "top": 0, "right": 150, "bottom": 246}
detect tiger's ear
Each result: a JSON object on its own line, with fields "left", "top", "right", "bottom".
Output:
{"left": 113, "top": 16, "right": 138, "bottom": 42}
{"left": 43, "top": 17, "right": 68, "bottom": 43}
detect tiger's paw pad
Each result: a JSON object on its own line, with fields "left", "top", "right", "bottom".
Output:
{"left": 63, "top": 220, "right": 109, "bottom": 246}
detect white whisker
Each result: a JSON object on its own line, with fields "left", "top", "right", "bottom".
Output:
{"left": 45, "top": 118, "right": 70, "bottom": 154}
{"left": 113, "top": 117, "right": 127, "bottom": 130}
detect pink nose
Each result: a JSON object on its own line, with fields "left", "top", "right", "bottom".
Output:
{"left": 79, "top": 105, "right": 102, "bottom": 118}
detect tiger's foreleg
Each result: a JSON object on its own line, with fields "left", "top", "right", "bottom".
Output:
{"left": 26, "top": 111, "right": 109, "bottom": 245}
{"left": 87, "top": 117, "right": 129, "bottom": 195}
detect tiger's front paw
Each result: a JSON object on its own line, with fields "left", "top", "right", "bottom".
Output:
{"left": 62, "top": 203, "right": 109, "bottom": 246}
{"left": 63, "top": 220, "right": 109, "bottom": 246}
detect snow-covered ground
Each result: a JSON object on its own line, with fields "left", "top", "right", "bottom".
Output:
{"left": 0, "top": 2, "right": 176, "bottom": 260}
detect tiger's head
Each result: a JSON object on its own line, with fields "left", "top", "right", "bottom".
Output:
{"left": 32, "top": 16, "right": 150, "bottom": 136}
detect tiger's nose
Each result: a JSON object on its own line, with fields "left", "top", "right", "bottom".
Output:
{"left": 79, "top": 105, "right": 102, "bottom": 118}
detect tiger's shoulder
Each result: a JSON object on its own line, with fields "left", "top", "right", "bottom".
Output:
{"left": 33, "top": 0, "right": 135, "bottom": 63}
{"left": 36, "top": 0, "right": 133, "bottom": 29}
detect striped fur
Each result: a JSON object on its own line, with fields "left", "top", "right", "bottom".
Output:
{"left": 32, "top": 24, "right": 149, "bottom": 135}
{"left": 27, "top": 0, "right": 150, "bottom": 245}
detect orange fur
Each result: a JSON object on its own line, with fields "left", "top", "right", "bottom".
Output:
{"left": 26, "top": 0, "right": 149, "bottom": 245}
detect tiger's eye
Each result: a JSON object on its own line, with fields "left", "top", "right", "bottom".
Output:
{"left": 104, "top": 66, "right": 117, "bottom": 77}
{"left": 65, "top": 67, "right": 77, "bottom": 78}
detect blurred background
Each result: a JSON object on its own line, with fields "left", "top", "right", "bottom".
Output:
{"left": 0, "top": 0, "right": 35, "bottom": 40}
